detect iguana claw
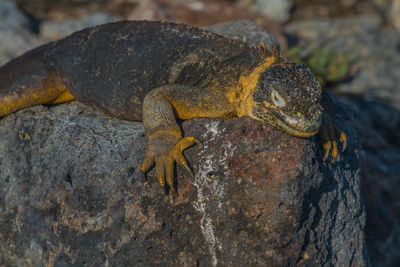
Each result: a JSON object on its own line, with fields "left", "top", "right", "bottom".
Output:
{"left": 319, "top": 113, "right": 347, "bottom": 163}
{"left": 322, "top": 141, "right": 332, "bottom": 161}
{"left": 141, "top": 133, "right": 199, "bottom": 193}
{"left": 340, "top": 132, "right": 347, "bottom": 152}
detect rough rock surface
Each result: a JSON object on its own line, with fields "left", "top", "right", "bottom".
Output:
{"left": 285, "top": 15, "right": 400, "bottom": 267}
{"left": 346, "top": 96, "right": 400, "bottom": 267}
{"left": 0, "top": 21, "right": 368, "bottom": 266}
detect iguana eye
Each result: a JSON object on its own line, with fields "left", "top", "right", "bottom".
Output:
{"left": 271, "top": 90, "right": 286, "bottom": 107}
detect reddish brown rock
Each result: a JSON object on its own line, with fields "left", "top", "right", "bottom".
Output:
{"left": 0, "top": 94, "right": 367, "bottom": 266}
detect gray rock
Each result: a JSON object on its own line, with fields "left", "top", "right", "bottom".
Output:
{"left": 345, "top": 96, "right": 400, "bottom": 267}
{"left": 0, "top": 0, "right": 30, "bottom": 28}
{"left": 206, "top": 19, "right": 280, "bottom": 51}
{"left": 40, "top": 12, "right": 123, "bottom": 41}
{"left": 371, "top": 0, "right": 400, "bottom": 30}
{"left": 0, "top": 21, "right": 368, "bottom": 266}
{"left": 285, "top": 15, "right": 400, "bottom": 109}
{"left": 0, "top": 25, "right": 43, "bottom": 66}
{"left": 391, "top": 0, "right": 400, "bottom": 30}
{"left": 0, "top": 0, "right": 43, "bottom": 65}
{"left": 0, "top": 6, "right": 122, "bottom": 65}
{"left": 253, "top": 0, "right": 293, "bottom": 23}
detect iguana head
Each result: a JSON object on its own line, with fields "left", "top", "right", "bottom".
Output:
{"left": 250, "top": 63, "right": 322, "bottom": 137}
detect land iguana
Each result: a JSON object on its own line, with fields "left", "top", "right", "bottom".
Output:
{"left": 0, "top": 21, "right": 347, "bottom": 193}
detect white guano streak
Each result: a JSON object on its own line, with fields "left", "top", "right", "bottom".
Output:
{"left": 193, "top": 121, "right": 236, "bottom": 266}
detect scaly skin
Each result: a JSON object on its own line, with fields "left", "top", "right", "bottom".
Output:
{"left": 0, "top": 21, "right": 346, "bottom": 193}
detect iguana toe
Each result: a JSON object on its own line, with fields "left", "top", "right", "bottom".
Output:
{"left": 156, "top": 156, "right": 166, "bottom": 188}
{"left": 141, "top": 133, "right": 198, "bottom": 194}
{"left": 340, "top": 132, "right": 347, "bottom": 152}
{"left": 141, "top": 149, "right": 155, "bottom": 177}
{"left": 331, "top": 140, "right": 339, "bottom": 163}
{"left": 173, "top": 136, "right": 200, "bottom": 177}
{"left": 319, "top": 114, "right": 347, "bottom": 163}
{"left": 323, "top": 141, "right": 332, "bottom": 161}
{"left": 165, "top": 157, "right": 174, "bottom": 191}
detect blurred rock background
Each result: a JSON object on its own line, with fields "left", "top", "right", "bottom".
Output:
{"left": 0, "top": 0, "right": 399, "bottom": 266}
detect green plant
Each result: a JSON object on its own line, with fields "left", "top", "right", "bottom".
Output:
{"left": 286, "top": 46, "right": 357, "bottom": 85}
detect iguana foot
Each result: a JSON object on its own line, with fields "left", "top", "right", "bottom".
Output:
{"left": 140, "top": 131, "right": 200, "bottom": 193}
{"left": 318, "top": 114, "right": 347, "bottom": 163}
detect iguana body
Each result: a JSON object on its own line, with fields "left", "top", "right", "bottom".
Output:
{"left": 0, "top": 21, "right": 346, "bottom": 192}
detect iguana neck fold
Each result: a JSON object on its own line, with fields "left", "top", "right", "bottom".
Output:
{"left": 237, "top": 55, "right": 278, "bottom": 117}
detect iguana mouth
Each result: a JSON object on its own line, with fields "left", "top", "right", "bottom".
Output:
{"left": 252, "top": 107, "right": 321, "bottom": 138}
{"left": 273, "top": 116, "right": 321, "bottom": 137}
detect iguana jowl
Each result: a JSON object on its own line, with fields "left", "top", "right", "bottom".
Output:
{"left": 0, "top": 21, "right": 347, "bottom": 193}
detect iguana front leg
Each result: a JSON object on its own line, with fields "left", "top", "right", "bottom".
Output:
{"left": 140, "top": 84, "right": 233, "bottom": 193}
